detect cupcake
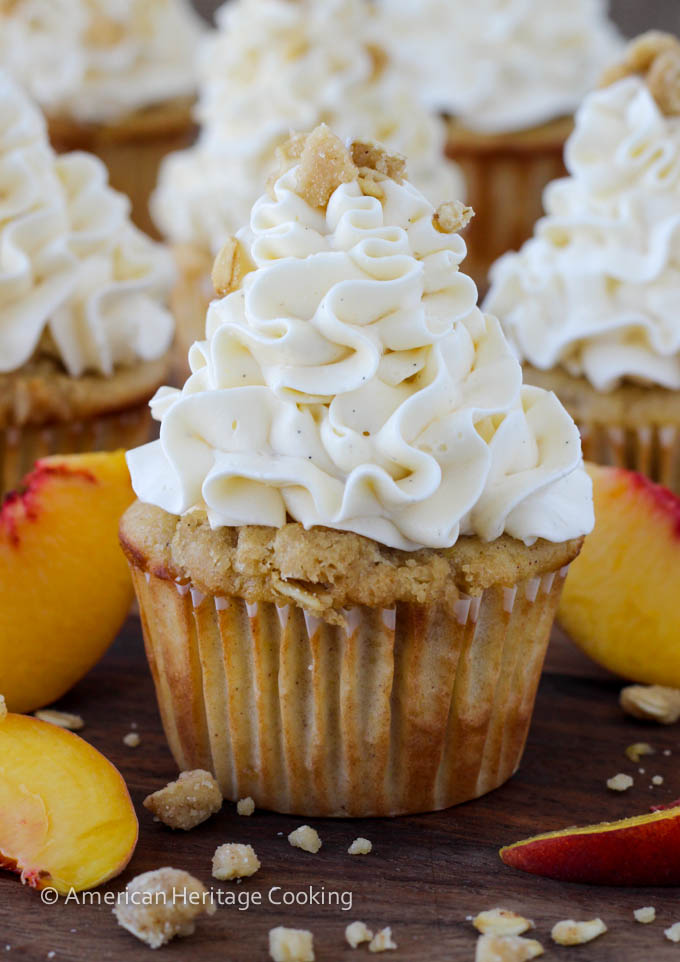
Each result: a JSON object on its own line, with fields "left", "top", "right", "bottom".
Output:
{"left": 150, "top": 0, "right": 464, "bottom": 372}
{"left": 486, "top": 33, "right": 680, "bottom": 493}
{"left": 380, "top": 0, "right": 622, "bottom": 289}
{"left": 0, "top": 0, "right": 204, "bottom": 236}
{"left": 121, "top": 125, "right": 593, "bottom": 818}
{"left": 0, "top": 73, "right": 175, "bottom": 495}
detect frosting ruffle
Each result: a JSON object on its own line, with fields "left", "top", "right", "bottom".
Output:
{"left": 0, "top": 73, "right": 175, "bottom": 377}
{"left": 486, "top": 78, "right": 680, "bottom": 391}
{"left": 132, "top": 164, "right": 593, "bottom": 550}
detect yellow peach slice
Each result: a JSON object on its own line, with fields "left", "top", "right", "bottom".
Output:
{"left": 0, "top": 712, "right": 138, "bottom": 893}
{"left": 559, "top": 463, "right": 680, "bottom": 685}
{"left": 0, "top": 452, "right": 134, "bottom": 713}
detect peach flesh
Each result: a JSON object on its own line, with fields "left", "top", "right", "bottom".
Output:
{"left": 501, "top": 806, "right": 680, "bottom": 886}
{"left": 0, "top": 713, "right": 138, "bottom": 894}
{"left": 0, "top": 451, "right": 135, "bottom": 713}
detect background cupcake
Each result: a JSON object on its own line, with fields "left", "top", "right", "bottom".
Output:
{"left": 0, "top": 0, "right": 204, "bottom": 236}
{"left": 151, "top": 0, "right": 464, "bottom": 370}
{"left": 122, "top": 126, "right": 592, "bottom": 818}
{"left": 0, "top": 73, "right": 175, "bottom": 495}
{"left": 486, "top": 33, "right": 680, "bottom": 492}
{"left": 379, "top": 0, "right": 623, "bottom": 289}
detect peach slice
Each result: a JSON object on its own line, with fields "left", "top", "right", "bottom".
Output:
{"left": 559, "top": 463, "right": 680, "bottom": 685}
{"left": 0, "top": 452, "right": 134, "bottom": 713}
{"left": 0, "top": 712, "right": 138, "bottom": 893}
{"left": 500, "top": 806, "right": 680, "bottom": 885}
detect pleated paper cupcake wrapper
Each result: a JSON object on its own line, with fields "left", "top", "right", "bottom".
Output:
{"left": 131, "top": 564, "right": 569, "bottom": 817}
{"left": 447, "top": 145, "right": 566, "bottom": 294}
{"left": 0, "top": 405, "right": 153, "bottom": 496}
{"left": 579, "top": 421, "right": 680, "bottom": 495}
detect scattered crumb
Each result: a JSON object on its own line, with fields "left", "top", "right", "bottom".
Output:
{"left": 211, "top": 237, "right": 252, "bottom": 298}
{"left": 346, "top": 922, "right": 373, "bottom": 948}
{"left": 212, "top": 843, "right": 260, "bottom": 880}
{"left": 634, "top": 906, "right": 656, "bottom": 924}
{"left": 268, "top": 926, "right": 315, "bottom": 962}
{"left": 639, "top": 768, "right": 646, "bottom": 775}
{"left": 288, "top": 825, "right": 322, "bottom": 854}
{"left": 0, "top": 695, "right": 6, "bottom": 722}
{"left": 123, "top": 732, "right": 140, "bottom": 748}
{"left": 473, "top": 909, "right": 534, "bottom": 937}
{"left": 348, "top": 838, "right": 372, "bottom": 856}
{"left": 551, "top": 919, "right": 607, "bottom": 946}
{"left": 652, "top": 775, "right": 665, "bottom": 786}
{"left": 620, "top": 685, "right": 680, "bottom": 725}
{"left": 237, "top": 796, "right": 255, "bottom": 817}
{"left": 664, "top": 749, "right": 672, "bottom": 756}
{"left": 369, "top": 927, "right": 397, "bottom": 953}
{"left": 143, "top": 770, "right": 223, "bottom": 830}
{"left": 607, "top": 773, "right": 634, "bottom": 792}
{"left": 34, "top": 709, "right": 84, "bottom": 731}
{"left": 433, "top": 200, "right": 474, "bottom": 234}
{"left": 625, "top": 742, "right": 655, "bottom": 763}
{"left": 666, "top": 922, "right": 680, "bottom": 943}
{"left": 350, "top": 140, "right": 407, "bottom": 183}
{"left": 475, "top": 934, "right": 544, "bottom": 961}
{"left": 295, "top": 125, "right": 357, "bottom": 208}
{"left": 113, "top": 868, "right": 215, "bottom": 949}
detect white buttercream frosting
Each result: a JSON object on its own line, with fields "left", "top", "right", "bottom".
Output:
{"left": 0, "top": 73, "right": 175, "bottom": 377}
{"left": 485, "top": 77, "right": 680, "bottom": 392}
{"left": 0, "top": 0, "right": 204, "bottom": 123}
{"left": 380, "top": 0, "right": 622, "bottom": 132}
{"left": 131, "top": 148, "right": 592, "bottom": 550}
{"left": 151, "top": 0, "right": 463, "bottom": 254}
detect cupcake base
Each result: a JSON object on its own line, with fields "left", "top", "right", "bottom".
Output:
{"left": 524, "top": 365, "right": 680, "bottom": 493}
{"left": 48, "top": 98, "right": 197, "bottom": 239}
{"left": 446, "top": 117, "right": 572, "bottom": 293}
{"left": 123, "top": 510, "right": 576, "bottom": 817}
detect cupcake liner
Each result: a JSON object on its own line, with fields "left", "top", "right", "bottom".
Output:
{"left": 0, "top": 404, "right": 153, "bottom": 496}
{"left": 130, "top": 563, "right": 569, "bottom": 817}
{"left": 447, "top": 139, "right": 566, "bottom": 293}
{"left": 579, "top": 421, "right": 680, "bottom": 493}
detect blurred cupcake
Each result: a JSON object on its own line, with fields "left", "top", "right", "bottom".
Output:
{"left": 380, "top": 0, "right": 622, "bottom": 289}
{"left": 0, "top": 73, "right": 174, "bottom": 495}
{"left": 0, "top": 0, "right": 204, "bottom": 236}
{"left": 486, "top": 34, "right": 680, "bottom": 492}
{"left": 151, "top": 0, "right": 464, "bottom": 372}
{"left": 121, "top": 125, "right": 592, "bottom": 818}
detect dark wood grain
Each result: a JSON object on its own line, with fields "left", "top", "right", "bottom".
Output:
{"left": 2, "top": 619, "right": 680, "bottom": 960}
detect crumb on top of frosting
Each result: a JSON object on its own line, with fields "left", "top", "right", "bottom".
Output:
{"left": 601, "top": 31, "right": 680, "bottom": 115}
{"left": 295, "top": 125, "right": 359, "bottom": 207}
{"left": 433, "top": 200, "right": 475, "bottom": 234}
{"left": 211, "top": 237, "right": 253, "bottom": 298}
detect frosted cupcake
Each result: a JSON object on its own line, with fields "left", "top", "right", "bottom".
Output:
{"left": 151, "top": 0, "right": 463, "bottom": 371}
{"left": 121, "top": 125, "right": 593, "bottom": 818}
{"left": 0, "top": 0, "right": 204, "bottom": 236}
{"left": 0, "top": 73, "right": 174, "bottom": 494}
{"left": 486, "top": 33, "right": 680, "bottom": 493}
{"left": 380, "top": 0, "right": 622, "bottom": 288}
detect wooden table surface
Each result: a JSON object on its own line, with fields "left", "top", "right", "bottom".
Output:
{"left": 2, "top": 620, "right": 679, "bottom": 961}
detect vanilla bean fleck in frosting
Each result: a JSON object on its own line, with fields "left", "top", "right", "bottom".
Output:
{"left": 130, "top": 127, "right": 593, "bottom": 551}
{"left": 151, "top": 0, "right": 463, "bottom": 255}
{"left": 486, "top": 35, "right": 680, "bottom": 392}
{"left": 380, "top": 0, "right": 622, "bottom": 133}
{"left": 0, "top": 73, "right": 174, "bottom": 377}
{"left": 0, "top": 0, "right": 204, "bottom": 123}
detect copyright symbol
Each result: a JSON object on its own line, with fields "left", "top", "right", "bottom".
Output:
{"left": 40, "top": 887, "right": 59, "bottom": 905}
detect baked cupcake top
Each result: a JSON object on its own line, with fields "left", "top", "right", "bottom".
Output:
{"left": 0, "top": 73, "right": 174, "bottom": 378}
{"left": 151, "top": 0, "right": 463, "bottom": 255}
{"left": 0, "top": 0, "right": 204, "bottom": 124}
{"left": 380, "top": 0, "right": 622, "bottom": 133}
{"left": 485, "top": 33, "right": 680, "bottom": 392}
{"left": 130, "top": 125, "right": 592, "bottom": 551}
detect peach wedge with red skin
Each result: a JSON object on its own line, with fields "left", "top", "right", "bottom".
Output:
{"left": 0, "top": 451, "right": 135, "bottom": 713}
{"left": 0, "top": 712, "right": 138, "bottom": 894}
{"left": 559, "top": 463, "right": 680, "bottom": 685}
{"left": 500, "top": 806, "right": 680, "bottom": 886}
